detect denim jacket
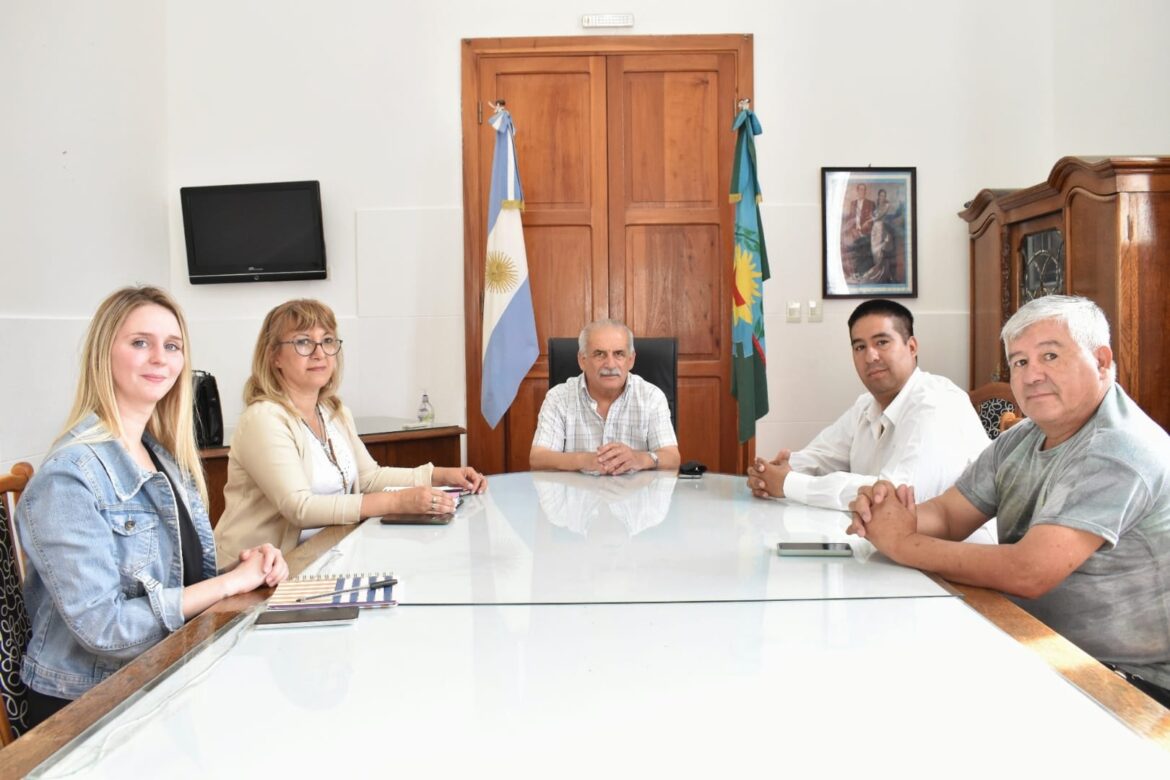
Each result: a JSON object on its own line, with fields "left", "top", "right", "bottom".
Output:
{"left": 20, "top": 416, "right": 217, "bottom": 699}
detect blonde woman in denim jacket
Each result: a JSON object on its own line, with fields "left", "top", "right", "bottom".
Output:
{"left": 19, "top": 287, "right": 289, "bottom": 729}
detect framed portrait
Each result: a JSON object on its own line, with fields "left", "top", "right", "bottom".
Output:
{"left": 821, "top": 167, "right": 917, "bottom": 298}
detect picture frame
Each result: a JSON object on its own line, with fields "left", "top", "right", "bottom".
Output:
{"left": 821, "top": 167, "right": 917, "bottom": 298}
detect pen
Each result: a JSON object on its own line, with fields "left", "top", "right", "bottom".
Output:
{"left": 295, "top": 577, "right": 398, "bottom": 603}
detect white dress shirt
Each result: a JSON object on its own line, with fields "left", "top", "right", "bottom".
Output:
{"left": 783, "top": 368, "right": 996, "bottom": 543}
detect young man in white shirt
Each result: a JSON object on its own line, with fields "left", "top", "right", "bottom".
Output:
{"left": 747, "top": 299, "right": 995, "bottom": 542}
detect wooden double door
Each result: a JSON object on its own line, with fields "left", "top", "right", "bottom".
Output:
{"left": 461, "top": 35, "right": 755, "bottom": 474}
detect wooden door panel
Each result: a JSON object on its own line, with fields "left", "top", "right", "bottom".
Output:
{"left": 621, "top": 62, "right": 723, "bottom": 207}
{"left": 478, "top": 55, "right": 608, "bottom": 332}
{"left": 625, "top": 224, "right": 720, "bottom": 358}
{"left": 968, "top": 214, "right": 1006, "bottom": 385}
{"left": 1066, "top": 191, "right": 1123, "bottom": 381}
{"left": 526, "top": 225, "right": 595, "bottom": 357}
{"left": 469, "top": 54, "right": 609, "bottom": 471}
{"left": 506, "top": 379, "right": 549, "bottom": 472}
{"left": 676, "top": 377, "right": 722, "bottom": 472}
{"left": 496, "top": 70, "right": 594, "bottom": 210}
{"left": 608, "top": 51, "right": 739, "bottom": 472}
{"left": 1128, "top": 191, "right": 1170, "bottom": 427}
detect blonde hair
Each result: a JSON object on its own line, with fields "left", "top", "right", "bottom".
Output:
{"left": 59, "top": 286, "right": 207, "bottom": 503}
{"left": 243, "top": 299, "right": 345, "bottom": 415}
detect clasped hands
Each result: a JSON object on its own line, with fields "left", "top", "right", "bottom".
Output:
{"left": 234, "top": 543, "right": 289, "bottom": 591}
{"left": 746, "top": 449, "right": 792, "bottom": 498}
{"left": 847, "top": 480, "right": 918, "bottom": 553}
{"left": 590, "top": 442, "right": 654, "bottom": 475}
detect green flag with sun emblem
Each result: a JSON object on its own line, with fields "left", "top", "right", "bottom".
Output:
{"left": 730, "top": 106, "right": 769, "bottom": 443}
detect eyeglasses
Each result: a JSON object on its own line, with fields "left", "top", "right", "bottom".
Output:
{"left": 279, "top": 337, "right": 343, "bottom": 357}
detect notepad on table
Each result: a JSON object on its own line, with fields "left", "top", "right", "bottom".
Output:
{"left": 267, "top": 573, "right": 397, "bottom": 611}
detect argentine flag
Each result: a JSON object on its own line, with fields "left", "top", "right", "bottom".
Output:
{"left": 481, "top": 107, "right": 539, "bottom": 428}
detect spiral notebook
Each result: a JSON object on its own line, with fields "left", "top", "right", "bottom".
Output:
{"left": 267, "top": 572, "right": 397, "bottom": 610}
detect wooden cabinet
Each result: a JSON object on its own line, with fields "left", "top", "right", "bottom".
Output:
{"left": 959, "top": 156, "right": 1170, "bottom": 430}
{"left": 199, "top": 418, "right": 465, "bottom": 527}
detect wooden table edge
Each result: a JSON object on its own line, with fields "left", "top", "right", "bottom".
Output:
{"left": 953, "top": 582, "right": 1170, "bottom": 750}
{"left": 0, "top": 524, "right": 363, "bottom": 778}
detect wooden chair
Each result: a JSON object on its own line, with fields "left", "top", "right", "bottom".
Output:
{"left": 968, "top": 383, "right": 1023, "bottom": 439}
{"left": 0, "top": 462, "right": 33, "bottom": 745}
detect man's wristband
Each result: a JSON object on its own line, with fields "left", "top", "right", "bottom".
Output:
{"left": 647, "top": 450, "right": 659, "bottom": 469}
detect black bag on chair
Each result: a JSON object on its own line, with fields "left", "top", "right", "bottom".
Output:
{"left": 193, "top": 370, "right": 224, "bottom": 449}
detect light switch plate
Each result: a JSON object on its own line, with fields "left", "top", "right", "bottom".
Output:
{"left": 786, "top": 301, "right": 802, "bottom": 323}
{"left": 808, "top": 299, "right": 823, "bottom": 322}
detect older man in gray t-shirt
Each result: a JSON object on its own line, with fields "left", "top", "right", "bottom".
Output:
{"left": 956, "top": 383, "right": 1170, "bottom": 689}
{"left": 847, "top": 295, "right": 1170, "bottom": 705}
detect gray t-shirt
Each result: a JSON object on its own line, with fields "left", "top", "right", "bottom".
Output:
{"left": 955, "top": 384, "right": 1170, "bottom": 689}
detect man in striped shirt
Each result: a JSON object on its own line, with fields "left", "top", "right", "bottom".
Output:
{"left": 530, "top": 320, "right": 680, "bottom": 475}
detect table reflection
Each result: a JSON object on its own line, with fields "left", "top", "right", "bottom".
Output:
{"left": 532, "top": 471, "right": 677, "bottom": 537}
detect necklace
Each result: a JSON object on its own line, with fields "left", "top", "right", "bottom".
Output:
{"left": 301, "top": 405, "right": 350, "bottom": 491}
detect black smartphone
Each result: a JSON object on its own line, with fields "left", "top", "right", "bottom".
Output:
{"left": 380, "top": 513, "right": 454, "bottom": 525}
{"left": 440, "top": 486, "right": 473, "bottom": 497}
{"left": 255, "top": 606, "right": 360, "bottom": 628}
{"left": 776, "top": 542, "right": 853, "bottom": 557}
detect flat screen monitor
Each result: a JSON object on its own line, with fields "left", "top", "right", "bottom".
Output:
{"left": 180, "top": 180, "right": 327, "bottom": 284}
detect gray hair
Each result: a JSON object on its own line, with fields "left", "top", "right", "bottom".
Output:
{"left": 578, "top": 319, "right": 635, "bottom": 356}
{"left": 1001, "top": 295, "right": 1115, "bottom": 381}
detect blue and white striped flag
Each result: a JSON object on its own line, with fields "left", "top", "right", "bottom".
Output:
{"left": 481, "top": 107, "right": 539, "bottom": 428}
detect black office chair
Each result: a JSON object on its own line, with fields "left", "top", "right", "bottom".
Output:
{"left": 547, "top": 337, "right": 678, "bottom": 431}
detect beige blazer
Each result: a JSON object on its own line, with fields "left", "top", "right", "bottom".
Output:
{"left": 213, "top": 400, "right": 432, "bottom": 562}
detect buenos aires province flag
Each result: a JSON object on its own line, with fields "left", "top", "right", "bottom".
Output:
{"left": 481, "top": 108, "right": 539, "bottom": 428}
{"left": 730, "top": 106, "right": 770, "bottom": 443}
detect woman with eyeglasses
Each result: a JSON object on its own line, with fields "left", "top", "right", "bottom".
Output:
{"left": 19, "top": 287, "right": 288, "bottom": 727}
{"left": 214, "top": 299, "right": 486, "bottom": 563}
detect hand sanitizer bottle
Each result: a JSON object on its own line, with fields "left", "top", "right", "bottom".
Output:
{"left": 417, "top": 392, "right": 435, "bottom": 425}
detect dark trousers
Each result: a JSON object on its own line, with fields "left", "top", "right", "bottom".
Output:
{"left": 25, "top": 687, "right": 72, "bottom": 729}
{"left": 1112, "top": 667, "right": 1170, "bottom": 709}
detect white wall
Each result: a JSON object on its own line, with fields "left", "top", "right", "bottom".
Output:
{"left": 4, "top": 0, "right": 1169, "bottom": 473}
{"left": 1053, "top": 0, "right": 1170, "bottom": 155}
{"left": 1, "top": 0, "right": 167, "bottom": 468}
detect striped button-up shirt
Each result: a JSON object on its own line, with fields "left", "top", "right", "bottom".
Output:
{"left": 532, "top": 373, "right": 676, "bottom": 456}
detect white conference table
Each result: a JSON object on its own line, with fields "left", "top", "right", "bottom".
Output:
{"left": 26, "top": 473, "right": 1170, "bottom": 775}
{"left": 315, "top": 471, "right": 951, "bottom": 603}
{"left": 31, "top": 600, "right": 1169, "bottom": 776}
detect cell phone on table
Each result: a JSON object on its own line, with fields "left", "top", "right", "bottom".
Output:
{"left": 254, "top": 606, "right": 360, "bottom": 628}
{"left": 777, "top": 542, "right": 853, "bottom": 557}
{"left": 440, "top": 485, "right": 472, "bottom": 496}
{"left": 380, "top": 513, "right": 454, "bottom": 525}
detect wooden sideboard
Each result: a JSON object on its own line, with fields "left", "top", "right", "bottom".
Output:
{"left": 959, "top": 156, "right": 1170, "bottom": 430}
{"left": 199, "top": 417, "right": 466, "bottom": 526}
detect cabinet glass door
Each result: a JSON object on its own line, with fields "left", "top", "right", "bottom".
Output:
{"left": 1019, "top": 229, "right": 1065, "bottom": 302}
